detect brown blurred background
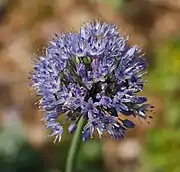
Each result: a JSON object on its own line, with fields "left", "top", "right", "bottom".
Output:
{"left": 0, "top": 0, "right": 180, "bottom": 172}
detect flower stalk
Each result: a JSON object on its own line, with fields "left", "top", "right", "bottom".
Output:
{"left": 65, "top": 116, "right": 85, "bottom": 172}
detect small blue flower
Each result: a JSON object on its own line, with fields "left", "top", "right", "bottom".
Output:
{"left": 99, "top": 96, "right": 112, "bottom": 109}
{"left": 81, "top": 98, "right": 99, "bottom": 120}
{"left": 46, "top": 121, "right": 63, "bottom": 143}
{"left": 30, "top": 20, "right": 154, "bottom": 142}
{"left": 68, "top": 123, "right": 77, "bottom": 133}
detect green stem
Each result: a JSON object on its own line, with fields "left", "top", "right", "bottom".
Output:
{"left": 65, "top": 116, "right": 85, "bottom": 172}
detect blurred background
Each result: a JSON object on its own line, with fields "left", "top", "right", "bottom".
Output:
{"left": 0, "top": 0, "right": 179, "bottom": 172}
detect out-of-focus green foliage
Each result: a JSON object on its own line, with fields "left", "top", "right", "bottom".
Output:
{"left": 148, "top": 38, "right": 180, "bottom": 94}
{"left": 0, "top": 120, "right": 44, "bottom": 172}
{"left": 140, "top": 38, "right": 180, "bottom": 172}
{"left": 77, "top": 140, "right": 103, "bottom": 172}
{"left": 141, "top": 128, "right": 180, "bottom": 172}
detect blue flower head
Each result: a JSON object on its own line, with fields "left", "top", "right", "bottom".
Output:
{"left": 30, "top": 20, "right": 154, "bottom": 143}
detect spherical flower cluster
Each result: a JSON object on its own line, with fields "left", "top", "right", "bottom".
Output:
{"left": 30, "top": 20, "right": 154, "bottom": 143}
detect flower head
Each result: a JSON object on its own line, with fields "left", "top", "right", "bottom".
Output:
{"left": 30, "top": 20, "right": 154, "bottom": 142}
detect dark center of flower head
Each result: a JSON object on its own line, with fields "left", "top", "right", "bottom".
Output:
{"left": 86, "top": 81, "right": 103, "bottom": 101}
{"left": 30, "top": 20, "right": 154, "bottom": 143}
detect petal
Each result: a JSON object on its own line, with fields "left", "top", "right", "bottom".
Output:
{"left": 122, "top": 119, "right": 135, "bottom": 128}
{"left": 68, "top": 123, "right": 77, "bottom": 133}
